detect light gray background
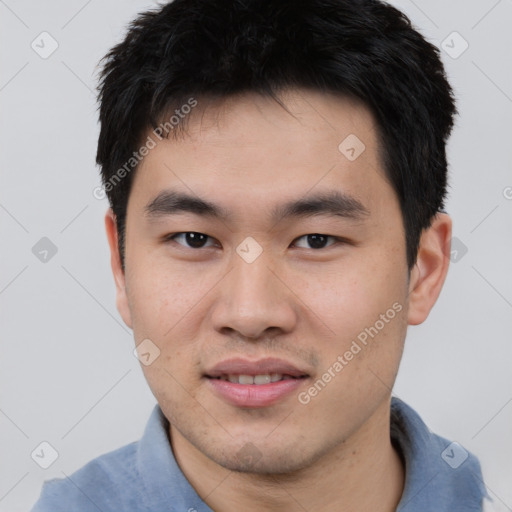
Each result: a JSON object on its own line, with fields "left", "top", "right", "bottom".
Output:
{"left": 1, "top": 1, "right": 511, "bottom": 510}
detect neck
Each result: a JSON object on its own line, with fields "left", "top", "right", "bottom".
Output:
{"left": 170, "top": 398, "right": 404, "bottom": 512}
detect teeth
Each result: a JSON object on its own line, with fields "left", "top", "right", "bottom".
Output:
{"left": 218, "top": 373, "right": 291, "bottom": 384}
{"left": 254, "top": 374, "right": 271, "bottom": 385}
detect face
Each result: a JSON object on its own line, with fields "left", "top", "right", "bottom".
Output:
{"left": 109, "top": 90, "right": 419, "bottom": 474}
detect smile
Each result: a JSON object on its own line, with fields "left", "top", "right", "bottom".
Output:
{"left": 208, "top": 373, "right": 305, "bottom": 385}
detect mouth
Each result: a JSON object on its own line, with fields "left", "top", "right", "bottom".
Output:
{"left": 206, "top": 373, "right": 307, "bottom": 385}
{"left": 204, "top": 358, "right": 310, "bottom": 407}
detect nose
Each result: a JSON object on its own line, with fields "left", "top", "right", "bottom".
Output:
{"left": 210, "top": 249, "right": 297, "bottom": 340}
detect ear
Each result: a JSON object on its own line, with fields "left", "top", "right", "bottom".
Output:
{"left": 407, "top": 213, "right": 452, "bottom": 325}
{"left": 105, "top": 209, "right": 133, "bottom": 329}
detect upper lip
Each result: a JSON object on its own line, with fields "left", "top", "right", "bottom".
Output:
{"left": 205, "top": 357, "right": 309, "bottom": 378}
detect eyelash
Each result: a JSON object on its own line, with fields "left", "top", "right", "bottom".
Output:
{"left": 164, "top": 232, "right": 345, "bottom": 250}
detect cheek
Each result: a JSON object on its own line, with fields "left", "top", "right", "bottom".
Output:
{"left": 126, "top": 255, "right": 202, "bottom": 336}
{"left": 140, "top": 343, "right": 202, "bottom": 416}
{"left": 126, "top": 258, "right": 214, "bottom": 388}
{"left": 297, "top": 258, "right": 406, "bottom": 339}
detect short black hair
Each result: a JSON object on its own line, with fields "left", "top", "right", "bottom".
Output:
{"left": 96, "top": 0, "right": 456, "bottom": 270}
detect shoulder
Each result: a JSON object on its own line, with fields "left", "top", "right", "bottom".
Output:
{"left": 30, "top": 441, "right": 143, "bottom": 512}
{"left": 482, "top": 497, "right": 511, "bottom": 512}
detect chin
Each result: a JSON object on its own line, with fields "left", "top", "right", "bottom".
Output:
{"left": 202, "top": 438, "right": 327, "bottom": 476}
{"left": 217, "top": 452, "right": 310, "bottom": 475}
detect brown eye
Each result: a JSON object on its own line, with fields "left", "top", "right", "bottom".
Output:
{"left": 167, "top": 232, "right": 215, "bottom": 249}
{"left": 293, "top": 234, "right": 337, "bottom": 249}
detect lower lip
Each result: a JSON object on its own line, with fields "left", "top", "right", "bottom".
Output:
{"left": 206, "top": 377, "right": 307, "bottom": 408}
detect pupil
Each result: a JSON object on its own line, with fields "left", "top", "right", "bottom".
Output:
{"left": 308, "top": 234, "right": 327, "bottom": 249}
{"left": 186, "top": 232, "right": 207, "bottom": 248}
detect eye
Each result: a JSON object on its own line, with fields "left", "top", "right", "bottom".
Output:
{"left": 165, "top": 232, "right": 218, "bottom": 249}
{"left": 292, "top": 234, "right": 339, "bottom": 249}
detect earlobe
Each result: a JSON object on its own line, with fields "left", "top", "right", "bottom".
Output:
{"left": 104, "top": 209, "right": 133, "bottom": 329}
{"left": 407, "top": 213, "right": 452, "bottom": 326}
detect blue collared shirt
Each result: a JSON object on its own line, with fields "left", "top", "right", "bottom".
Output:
{"left": 31, "top": 397, "right": 489, "bottom": 511}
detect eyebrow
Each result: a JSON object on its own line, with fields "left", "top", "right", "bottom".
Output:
{"left": 144, "top": 189, "right": 370, "bottom": 223}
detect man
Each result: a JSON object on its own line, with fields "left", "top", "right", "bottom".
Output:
{"left": 31, "top": 0, "right": 489, "bottom": 510}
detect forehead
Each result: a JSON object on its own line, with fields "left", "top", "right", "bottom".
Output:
{"left": 151, "top": 90, "right": 379, "bottom": 157}
{"left": 129, "top": 89, "right": 393, "bottom": 218}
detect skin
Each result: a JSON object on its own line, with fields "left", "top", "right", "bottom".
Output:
{"left": 105, "top": 89, "right": 452, "bottom": 511}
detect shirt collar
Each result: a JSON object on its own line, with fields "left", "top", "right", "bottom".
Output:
{"left": 136, "top": 406, "right": 212, "bottom": 511}
{"left": 391, "top": 397, "right": 487, "bottom": 511}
